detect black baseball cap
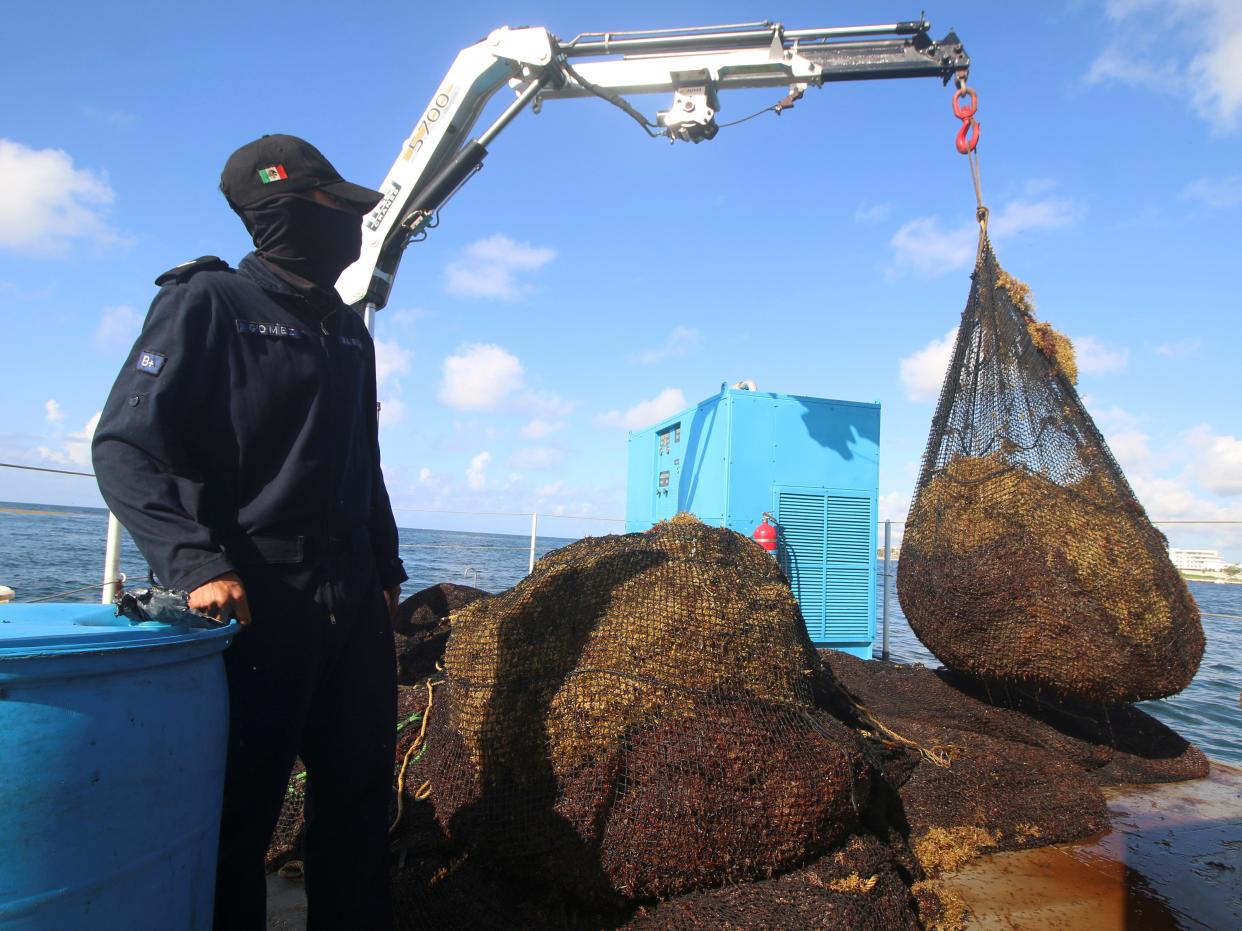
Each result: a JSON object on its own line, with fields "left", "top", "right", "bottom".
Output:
{"left": 220, "top": 134, "right": 383, "bottom": 212}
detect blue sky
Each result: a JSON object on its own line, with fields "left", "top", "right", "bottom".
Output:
{"left": 1, "top": 0, "right": 1239, "bottom": 557}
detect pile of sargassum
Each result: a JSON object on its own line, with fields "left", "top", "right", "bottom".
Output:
{"left": 268, "top": 245, "right": 1207, "bottom": 929}
{"left": 269, "top": 515, "right": 1205, "bottom": 931}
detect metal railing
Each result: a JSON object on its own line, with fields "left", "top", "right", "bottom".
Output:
{"left": 0, "top": 460, "right": 628, "bottom": 601}
{"left": 2, "top": 461, "right": 1238, "bottom": 613}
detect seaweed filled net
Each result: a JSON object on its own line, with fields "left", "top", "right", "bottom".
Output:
{"left": 421, "top": 514, "right": 873, "bottom": 906}
{"left": 268, "top": 542, "right": 1208, "bottom": 929}
{"left": 897, "top": 239, "right": 1203, "bottom": 703}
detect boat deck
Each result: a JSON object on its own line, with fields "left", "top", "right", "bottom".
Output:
{"left": 937, "top": 762, "right": 1241, "bottom": 930}
{"left": 265, "top": 764, "right": 1241, "bottom": 929}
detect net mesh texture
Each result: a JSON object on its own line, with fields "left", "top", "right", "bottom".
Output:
{"left": 265, "top": 242, "right": 1210, "bottom": 925}
{"left": 268, "top": 533, "right": 1208, "bottom": 929}
{"left": 421, "top": 515, "right": 870, "bottom": 907}
{"left": 897, "top": 240, "right": 1203, "bottom": 703}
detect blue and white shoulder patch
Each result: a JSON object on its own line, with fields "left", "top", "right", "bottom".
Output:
{"left": 135, "top": 349, "right": 167, "bottom": 376}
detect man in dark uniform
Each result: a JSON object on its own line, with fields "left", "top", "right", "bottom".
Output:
{"left": 92, "top": 135, "right": 406, "bottom": 930}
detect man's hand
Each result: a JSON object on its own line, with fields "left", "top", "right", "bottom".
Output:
{"left": 384, "top": 585, "right": 402, "bottom": 620}
{"left": 189, "top": 572, "right": 252, "bottom": 627}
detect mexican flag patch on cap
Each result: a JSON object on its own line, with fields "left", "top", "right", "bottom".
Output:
{"left": 257, "top": 164, "right": 288, "bottom": 184}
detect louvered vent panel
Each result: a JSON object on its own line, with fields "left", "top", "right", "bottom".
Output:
{"left": 826, "top": 495, "right": 873, "bottom": 640}
{"left": 826, "top": 567, "right": 872, "bottom": 639}
{"left": 777, "top": 493, "right": 826, "bottom": 640}
{"left": 826, "top": 496, "right": 872, "bottom": 563}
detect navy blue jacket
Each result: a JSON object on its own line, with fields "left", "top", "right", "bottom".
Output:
{"left": 92, "top": 253, "right": 406, "bottom": 593}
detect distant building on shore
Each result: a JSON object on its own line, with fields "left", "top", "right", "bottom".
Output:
{"left": 1168, "top": 548, "right": 1228, "bottom": 573}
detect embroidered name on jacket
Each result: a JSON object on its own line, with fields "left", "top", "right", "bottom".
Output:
{"left": 235, "top": 320, "right": 304, "bottom": 338}
{"left": 339, "top": 336, "right": 364, "bottom": 351}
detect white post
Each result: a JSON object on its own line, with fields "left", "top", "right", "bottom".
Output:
{"left": 363, "top": 301, "right": 377, "bottom": 336}
{"left": 528, "top": 511, "right": 538, "bottom": 574}
{"left": 102, "top": 512, "right": 123, "bottom": 604}
{"left": 881, "top": 520, "right": 891, "bottom": 661}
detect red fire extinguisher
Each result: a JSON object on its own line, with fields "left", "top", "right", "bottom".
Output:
{"left": 753, "top": 513, "right": 778, "bottom": 555}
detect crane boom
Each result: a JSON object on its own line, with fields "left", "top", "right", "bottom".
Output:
{"left": 336, "top": 18, "right": 969, "bottom": 313}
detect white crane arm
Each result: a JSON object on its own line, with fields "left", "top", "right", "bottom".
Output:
{"left": 337, "top": 18, "right": 968, "bottom": 312}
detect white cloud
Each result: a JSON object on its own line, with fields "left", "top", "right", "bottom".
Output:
{"left": 898, "top": 327, "right": 957, "bottom": 402}
{"left": 1088, "top": 0, "right": 1242, "bottom": 134}
{"left": 0, "top": 139, "right": 123, "bottom": 256}
{"left": 418, "top": 467, "right": 433, "bottom": 484}
{"left": 600, "top": 388, "right": 687, "bottom": 430}
{"left": 854, "top": 202, "right": 892, "bottom": 224}
{"left": 519, "top": 388, "right": 575, "bottom": 419}
{"left": 636, "top": 325, "right": 700, "bottom": 365}
{"left": 1182, "top": 174, "right": 1242, "bottom": 208}
{"left": 878, "top": 490, "right": 911, "bottom": 524}
{"left": 386, "top": 307, "right": 426, "bottom": 328}
{"left": 444, "top": 233, "right": 556, "bottom": 300}
{"left": 439, "top": 343, "right": 525, "bottom": 410}
{"left": 466, "top": 451, "right": 491, "bottom": 490}
{"left": 513, "top": 446, "right": 562, "bottom": 469}
{"left": 438, "top": 343, "right": 572, "bottom": 422}
{"left": 378, "top": 397, "right": 404, "bottom": 427}
{"left": 521, "top": 418, "right": 563, "bottom": 440}
{"left": 36, "top": 445, "right": 68, "bottom": 466}
{"left": 889, "top": 196, "right": 1080, "bottom": 277}
{"left": 374, "top": 337, "right": 411, "bottom": 389}
{"left": 58, "top": 412, "right": 100, "bottom": 466}
{"left": 537, "top": 479, "right": 564, "bottom": 498}
{"left": 375, "top": 338, "right": 411, "bottom": 428}
{"left": 43, "top": 411, "right": 101, "bottom": 467}
{"left": 93, "top": 304, "right": 142, "bottom": 351}
{"left": 889, "top": 218, "right": 975, "bottom": 277}
{"left": 1186, "top": 426, "right": 1242, "bottom": 496}
{"left": 991, "top": 198, "right": 1080, "bottom": 238}
{"left": 1095, "top": 410, "right": 1242, "bottom": 559}
{"left": 1130, "top": 473, "right": 1206, "bottom": 519}
{"left": 1092, "top": 403, "right": 1145, "bottom": 436}
{"left": 1073, "top": 336, "right": 1130, "bottom": 374}
{"left": 452, "top": 420, "right": 498, "bottom": 442}
{"left": 45, "top": 400, "right": 63, "bottom": 424}
{"left": 1155, "top": 338, "right": 1201, "bottom": 358}
{"left": 1105, "top": 431, "right": 1152, "bottom": 474}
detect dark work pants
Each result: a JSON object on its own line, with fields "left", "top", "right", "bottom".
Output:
{"left": 212, "top": 542, "right": 396, "bottom": 931}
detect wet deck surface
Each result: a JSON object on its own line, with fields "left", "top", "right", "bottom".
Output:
{"left": 266, "top": 868, "right": 307, "bottom": 930}
{"left": 266, "top": 764, "right": 1241, "bottom": 929}
{"left": 939, "top": 763, "right": 1242, "bottom": 930}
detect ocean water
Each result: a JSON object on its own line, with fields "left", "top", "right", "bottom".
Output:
{"left": 2, "top": 502, "right": 1238, "bottom": 766}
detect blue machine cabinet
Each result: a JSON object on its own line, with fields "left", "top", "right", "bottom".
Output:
{"left": 626, "top": 386, "right": 879, "bottom": 657}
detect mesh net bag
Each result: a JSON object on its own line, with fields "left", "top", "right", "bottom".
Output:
{"left": 897, "top": 239, "right": 1203, "bottom": 703}
{"left": 419, "top": 514, "right": 873, "bottom": 906}
{"left": 394, "top": 583, "right": 490, "bottom": 686}
{"left": 822, "top": 650, "right": 1206, "bottom": 876}
{"left": 267, "top": 760, "right": 307, "bottom": 872}
{"left": 623, "top": 828, "right": 930, "bottom": 931}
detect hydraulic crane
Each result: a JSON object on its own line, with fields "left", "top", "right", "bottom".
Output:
{"left": 335, "top": 17, "right": 970, "bottom": 326}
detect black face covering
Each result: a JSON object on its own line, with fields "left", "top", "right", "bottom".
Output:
{"left": 239, "top": 193, "right": 363, "bottom": 295}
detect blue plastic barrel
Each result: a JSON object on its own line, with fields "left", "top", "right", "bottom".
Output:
{"left": 0, "top": 603, "right": 236, "bottom": 931}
